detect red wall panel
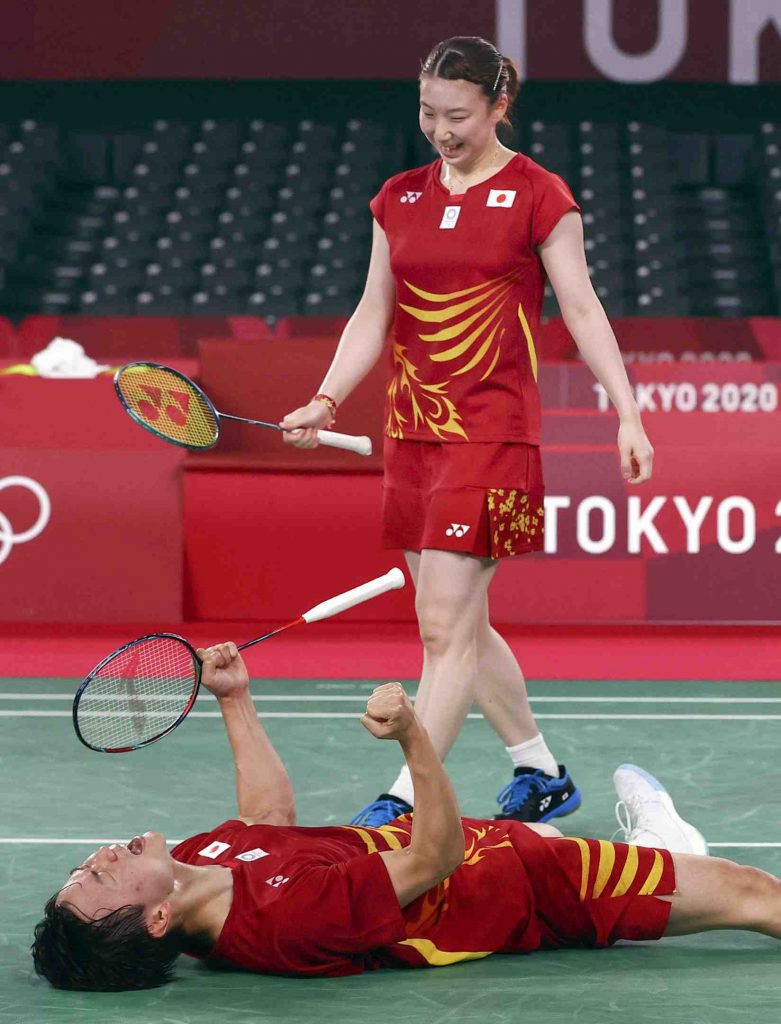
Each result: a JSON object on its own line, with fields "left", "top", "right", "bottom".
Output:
{"left": 0, "top": 448, "right": 182, "bottom": 621}
{"left": 183, "top": 468, "right": 413, "bottom": 622}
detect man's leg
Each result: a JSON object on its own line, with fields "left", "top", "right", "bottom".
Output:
{"left": 664, "top": 854, "right": 781, "bottom": 938}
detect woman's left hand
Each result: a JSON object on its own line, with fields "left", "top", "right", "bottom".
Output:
{"left": 618, "top": 418, "right": 654, "bottom": 484}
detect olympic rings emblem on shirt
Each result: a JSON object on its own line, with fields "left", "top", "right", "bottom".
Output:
{"left": 0, "top": 476, "right": 52, "bottom": 567}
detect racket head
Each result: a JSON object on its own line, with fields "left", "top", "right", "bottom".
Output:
{"left": 73, "top": 633, "right": 202, "bottom": 753}
{"left": 114, "top": 362, "right": 220, "bottom": 451}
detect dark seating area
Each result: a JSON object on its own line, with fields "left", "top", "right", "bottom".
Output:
{"left": 0, "top": 117, "right": 779, "bottom": 321}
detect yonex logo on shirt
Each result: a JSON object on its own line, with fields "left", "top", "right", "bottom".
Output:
{"left": 400, "top": 191, "right": 422, "bottom": 204}
{"left": 487, "top": 190, "right": 517, "bottom": 208}
{"left": 266, "top": 874, "right": 289, "bottom": 888}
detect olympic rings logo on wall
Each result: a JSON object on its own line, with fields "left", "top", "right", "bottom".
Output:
{"left": 0, "top": 476, "right": 52, "bottom": 567}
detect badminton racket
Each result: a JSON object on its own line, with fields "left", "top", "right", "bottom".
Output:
{"left": 73, "top": 567, "right": 405, "bottom": 753}
{"left": 114, "top": 361, "right": 372, "bottom": 456}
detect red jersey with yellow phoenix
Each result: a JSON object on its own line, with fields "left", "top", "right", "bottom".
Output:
{"left": 172, "top": 815, "right": 674, "bottom": 977}
{"left": 370, "top": 153, "right": 579, "bottom": 444}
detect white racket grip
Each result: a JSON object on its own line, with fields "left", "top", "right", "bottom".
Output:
{"left": 302, "top": 567, "right": 406, "bottom": 624}
{"left": 316, "top": 429, "right": 373, "bottom": 456}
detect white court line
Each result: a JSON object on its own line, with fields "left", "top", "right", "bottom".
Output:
{"left": 0, "top": 837, "right": 777, "bottom": 849}
{"left": 3, "top": 694, "right": 781, "bottom": 704}
{"left": 2, "top": 710, "right": 781, "bottom": 721}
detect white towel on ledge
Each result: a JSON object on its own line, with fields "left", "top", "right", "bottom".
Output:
{"left": 30, "top": 337, "right": 109, "bottom": 378}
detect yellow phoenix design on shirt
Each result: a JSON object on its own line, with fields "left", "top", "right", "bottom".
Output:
{"left": 386, "top": 270, "right": 538, "bottom": 440}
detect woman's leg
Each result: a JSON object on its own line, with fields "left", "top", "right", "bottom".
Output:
{"left": 474, "top": 610, "right": 542, "bottom": 747}
{"left": 663, "top": 854, "right": 781, "bottom": 938}
{"left": 385, "top": 552, "right": 572, "bottom": 820}
{"left": 407, "top": 551, "right": 546, "bottom": 752}
{"left": 404, "top": 547, "right": 498, "bottom": 758}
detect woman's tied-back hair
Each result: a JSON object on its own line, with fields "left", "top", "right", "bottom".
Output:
{"left": 31, "top": 895, "right": 182, "bottom": 991}
{"left": 421, "top": 36, "right": 521, "bottom": 126}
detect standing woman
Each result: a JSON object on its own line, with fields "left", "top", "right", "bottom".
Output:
{"left": 281, "top": 37, "right": 653, "bottom": 827}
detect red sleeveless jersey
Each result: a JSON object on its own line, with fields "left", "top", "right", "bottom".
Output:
{"left": 370, "top": 153, "right": 578, "bottom": 444}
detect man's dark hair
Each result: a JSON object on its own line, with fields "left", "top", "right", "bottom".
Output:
{"left": 31, "top": 895, "right": 183, "bottom": 991}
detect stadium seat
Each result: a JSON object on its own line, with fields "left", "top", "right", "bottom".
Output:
{"left": 135, "top": 287, "right": 189, "bottom": 314}
{"left": 191, "top": 285, "right": 243, "bottom": 314}
{"left": 246, "top": 285, "right": 301, "bottom": 318}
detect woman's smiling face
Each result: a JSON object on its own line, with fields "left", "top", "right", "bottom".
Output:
{"left": 419, "top": 75, "right": 506, "bottom": 167}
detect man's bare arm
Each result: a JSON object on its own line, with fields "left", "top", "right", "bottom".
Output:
{"left": 198, "top": 643, "right": 296, "bottom": 826}
{"left": 361, "top": 684, "right": 464, "bottom": 907}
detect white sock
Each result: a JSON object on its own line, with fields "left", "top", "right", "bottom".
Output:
{"left": 388, "top": 766, "right": 414, "bottom": 807}
{"left": 506, "top": 734, "right": 559, "bottom": 778}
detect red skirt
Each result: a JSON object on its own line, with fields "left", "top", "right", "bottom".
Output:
{"left": 382, "top": 438, "right": 545, "bottom": 560}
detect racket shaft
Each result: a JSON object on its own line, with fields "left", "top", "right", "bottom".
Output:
{"left": 219, "top": 412, "right": 281, "bottom": 431}
{"left": 301, "top": 567, "right": 405, "bottom": 623}
{"left": 221, "top": 413, "right": 372, "bottom": 457}
{"left": 237, "top": 620, "right": 303, "bottom": 653}
{"left": 316, "top": 430, "right": 372, "bottom": 456}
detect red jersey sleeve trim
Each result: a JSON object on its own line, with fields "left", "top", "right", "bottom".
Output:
{"left": 530, "top": 168, "right": 581, "bottom": 249}
{"left": 369, "top": 183, "right": 387, "bottom": 229}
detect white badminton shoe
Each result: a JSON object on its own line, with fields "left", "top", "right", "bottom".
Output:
{"left": 613, "top": 763, "right": 709, "bottom": 856}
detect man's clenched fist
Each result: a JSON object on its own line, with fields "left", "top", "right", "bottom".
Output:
{"left": 361, "top": 683, "right": 416, "bottom": 741}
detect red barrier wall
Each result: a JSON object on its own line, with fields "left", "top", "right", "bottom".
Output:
{"left": 183, "top": 409, "right": 781, "bottom": 625}
{"left": 0, "top": 376, "right": 183, "bottom": 622}
{"left": 197, "top": 337, "right": 386, "bottom": 469}
{"left": 15, "top": 316, "right": 271, "bottom": 361}
{"left": 3, "top": 320, "right": 781, "bottom": 624}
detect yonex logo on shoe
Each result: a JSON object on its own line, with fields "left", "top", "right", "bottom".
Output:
{"left": 445, "top": 523, "right": 471, "bottom": 537}
{"left": 400, "top": 191, "right": 422, "bottom": 204}
{"left": 539, "top": 796, "right": 552, "bottom": 811}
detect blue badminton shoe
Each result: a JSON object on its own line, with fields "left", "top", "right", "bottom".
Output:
{"left": 349, "top": 793, "right": 413, "bottom": 827}
{"left": 494, "top": 765, "right": 581, "bottom": 823}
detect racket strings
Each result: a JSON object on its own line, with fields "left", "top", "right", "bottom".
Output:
{"left": 76, "top": 637, "right": 199, "bottom": 750}
{"left": 116, "top": 365, "right": 218, "bottom": 449}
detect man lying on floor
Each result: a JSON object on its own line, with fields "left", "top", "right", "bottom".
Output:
{"left": 33, "top": 643, "right": 779, "bottom": 990}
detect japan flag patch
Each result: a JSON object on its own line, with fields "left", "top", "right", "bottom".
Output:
{"left": 198, "top": 841, "right": 230, "bottom": 860}
{"left": 486, "top": 189, "right": 516, "bottom": 208}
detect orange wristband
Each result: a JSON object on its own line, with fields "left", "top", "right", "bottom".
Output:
{"left": 313, "top": 393, "right": 337, "bottom": 421}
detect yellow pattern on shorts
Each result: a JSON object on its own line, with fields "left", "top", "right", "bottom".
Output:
{"left": 559, "top": 837, "right": 667, "bottom": 901}
{"left": 487, "top": 488, "right": 544, "bottom": 559}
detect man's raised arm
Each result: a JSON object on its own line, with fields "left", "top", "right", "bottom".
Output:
{"left": 197, "top": 643, "right": 296, "bottom": 826}
{"left": 362, "top": 684, "right": 465, "bottom": 907}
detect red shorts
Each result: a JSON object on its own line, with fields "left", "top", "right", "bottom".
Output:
{"left": 382, "top": 438, "right": 545, "bottom": 560}
{"left": 529, "top": 835, "right": 676, "bottom": 948}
